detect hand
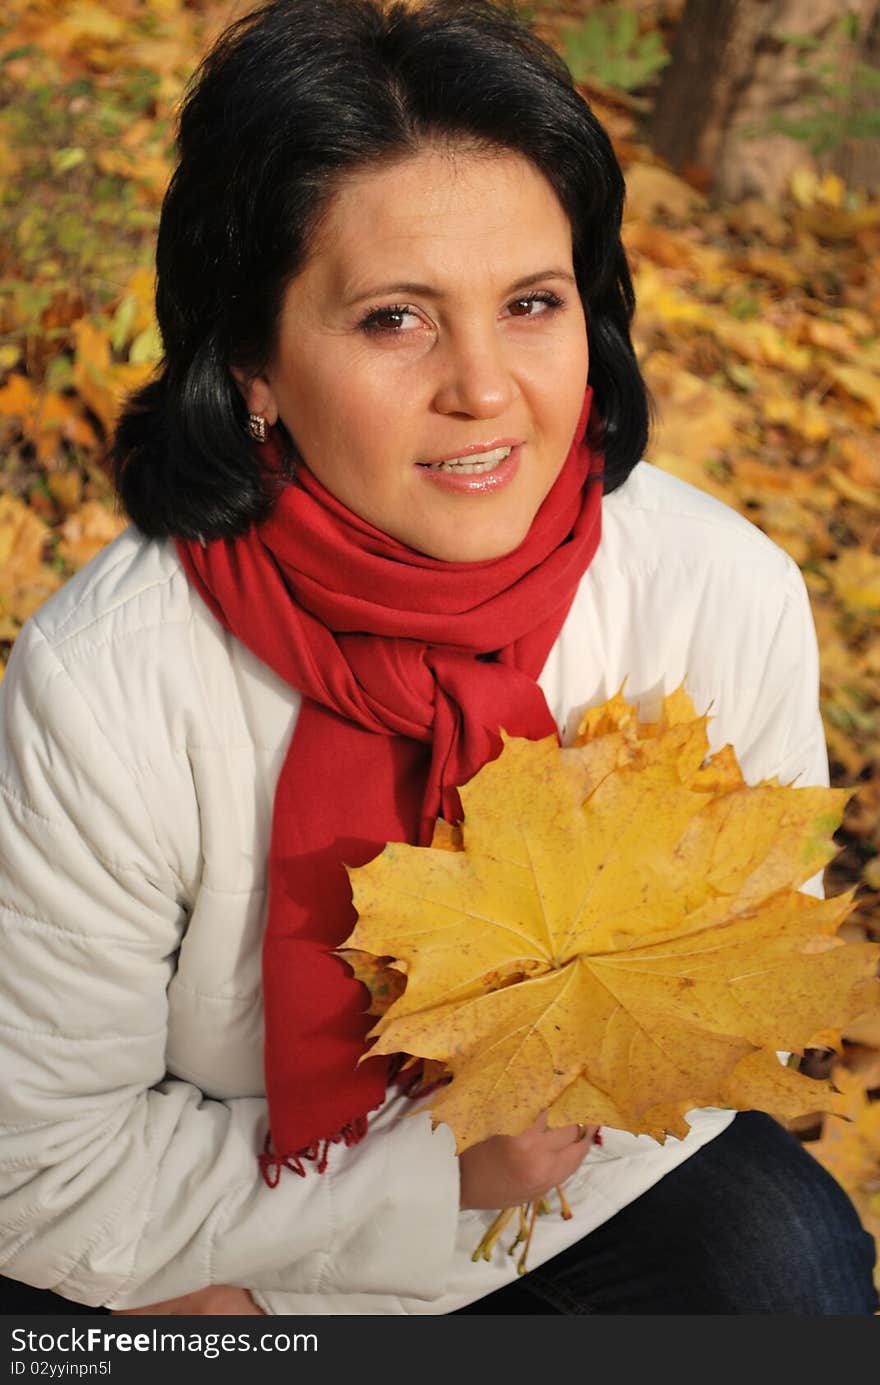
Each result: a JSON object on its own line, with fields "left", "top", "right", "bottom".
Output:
{"left": 458, "top": 1113, "right": 597, "bottom": 1209}
{"left": 111, "top": 1285, "right": 265, "bottom": 1315}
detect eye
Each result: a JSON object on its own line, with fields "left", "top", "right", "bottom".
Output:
{"left": 359, "top": 304, "right": 423, "bottom": 334}
{"left": 506, "top": 290, "right": 565, "bottom": 318}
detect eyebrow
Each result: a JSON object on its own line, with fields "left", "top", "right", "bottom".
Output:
{"left": 342, "top": 267, "right": 577, "bottom": 307}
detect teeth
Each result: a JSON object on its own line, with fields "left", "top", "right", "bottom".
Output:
{"left": 427, "top": 446, "right": 512, "bottom": 473}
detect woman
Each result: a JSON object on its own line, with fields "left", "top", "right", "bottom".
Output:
{"left": 0, "top": 0, "right": 875, "bottom": 1316}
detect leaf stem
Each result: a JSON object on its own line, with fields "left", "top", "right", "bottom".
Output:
{"left": 516, "top": 1200, "right": 541, "bottom": 1275}
{"left": 470, "top": 1205, "right": 516, "bottom": 1262}
{"left": 556, "top": 1184, "right": 574, "bottom": 1220}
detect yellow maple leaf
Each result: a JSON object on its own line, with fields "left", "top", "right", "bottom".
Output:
{"left": 827, "top": 549, "right": 880, "bottom": 614}
{"left": 337, "top": 949, "right": 407, "bottom": 1018}
{"left": 72, "top": 318, "right": 155, "bottom": 436}
{"left": 827, "top": 363, "right": 880, "bottom": 422}
{"left": 56, "top": 499, "right": 128, "bottom": 574}
{"left": 806, "top": 1068, "right": 880, "bottom": 1292}
{"left": 0, "top": 494, "right": 62, "bottom": 637}
{"left": 343, "top": 691, "right": 879, "bottom": 1154}
{"left": 0, "top": 374, "right": 96, "bottom": 463}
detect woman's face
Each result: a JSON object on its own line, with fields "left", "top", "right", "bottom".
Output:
{"left": 242, "top": 145, "right": 589, "bottom": 563}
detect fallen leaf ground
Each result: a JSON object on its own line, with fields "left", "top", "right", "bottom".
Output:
{"left": 1, "top": 0, "right": 878, "bottom": 1292}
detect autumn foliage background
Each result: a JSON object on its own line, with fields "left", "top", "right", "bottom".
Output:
{"left": 1, "top": 0, "right": 878, "bottom": 1282}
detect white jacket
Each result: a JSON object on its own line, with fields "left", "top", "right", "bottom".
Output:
{"left": 0, "top": 462, "right": 829, "bottom": 1315}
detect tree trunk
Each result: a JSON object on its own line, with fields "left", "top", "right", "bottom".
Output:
{"left": 648, "top": 0, "right": 880, "bottom": 201}
{"left": 828, "top": 4, "right": 880, "bottom": 191}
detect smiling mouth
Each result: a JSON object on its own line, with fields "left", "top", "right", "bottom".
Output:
{"left": 419, "top": 445, "right": 513, "bottom": 474}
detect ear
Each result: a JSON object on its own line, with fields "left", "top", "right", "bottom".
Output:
{"left": 230, "top": 366, "right": 280, "bottom": 426}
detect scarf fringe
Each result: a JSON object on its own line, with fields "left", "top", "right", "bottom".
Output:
{"left": 259, "top": 1115, "right": 369, "bottom": 1186}
{"left": 258, "top": 1062, "right": 432, "bottom": 1186}
{"left": 260, "top": 1111, "right": 603, "bottom": 1187}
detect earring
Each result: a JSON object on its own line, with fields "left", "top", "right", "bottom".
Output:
{"left": 248, "top": 413, "right": 268, "bottom": 443}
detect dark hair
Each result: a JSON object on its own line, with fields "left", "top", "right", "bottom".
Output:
{"left": 114, "top": 0, "right": 650, "bottom": 540}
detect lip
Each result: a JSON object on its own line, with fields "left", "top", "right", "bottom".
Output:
{"left": 418, "top": 437, "right": 523, "bottom": 466}
{"left": 417, "top": 443, "right": 522, "bottom": 495}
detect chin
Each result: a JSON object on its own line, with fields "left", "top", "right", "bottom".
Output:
{"left": 403, "top": 506, "right": 537, "bottom": 563}
{"left": 398, "top": 490, "right": 543, "bottom": 563}
{"left": 427, "top": 531, "right": 531, "bottom": 564}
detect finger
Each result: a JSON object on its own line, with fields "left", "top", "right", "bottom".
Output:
{"left": 510, "top": 1113, "right": 595, "bottom": 1152}
{"left": 521, "top": 1111, "right": 580, "bottom": 1151}
{"left": 536, "top": 1120, "right": 581, "bottom": 1151}
{"left": 523, "top": 1110, "right": 549, "bottom": 1135}
{"left": 112, "top": 1294, "right": 196, "bottom": 1316}
{"left": 545, "top": 1120, "right": 598, "bottom": 1150}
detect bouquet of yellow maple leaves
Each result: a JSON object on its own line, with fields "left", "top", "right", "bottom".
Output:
{"left": 339, "top": 689, "right": 880, "bottom": 1266}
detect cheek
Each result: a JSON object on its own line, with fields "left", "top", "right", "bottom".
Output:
{"left": 278, "top": 362, "right": 370, "bottom": 458}
{"left": 561, "top": 314, "right": 590, "bottom": 382}
{"left": 529, "top": 348, "right": 589, "bottom": 443}
{"left": 315, "top": 372, "right": 426, "bottom": 496}
{"left": 318, "top": 355, "right": 413, "bottom": 439}
{"left": 557, "top": 328, "right": 590, "bottom": 422}
{"left": 289, "top": 387, "right": 406, "bottom": 509}
{"left": 525, "top": 312, "right": 588, "bottom": 386}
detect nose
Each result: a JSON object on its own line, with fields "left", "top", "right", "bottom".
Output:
{"left": 431, "top": 324, "right": 518, "bottom": 419}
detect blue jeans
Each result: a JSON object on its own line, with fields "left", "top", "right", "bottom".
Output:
{"left": 455, "top": 1112, "right": 879, "bottom": 1314}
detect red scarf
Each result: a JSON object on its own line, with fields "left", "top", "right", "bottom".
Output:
{"left": 177, "top": 387, "right": 603, "bottom": 1180}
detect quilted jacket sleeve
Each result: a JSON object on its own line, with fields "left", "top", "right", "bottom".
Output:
{"left": 0, "top": 618, "right": 459, "bottom": 1310}
{"left": 698, "top": 557, "right": 830, "bottom": 909}
{"left": 742, "top": 559, "right": 829, "bottom": 795}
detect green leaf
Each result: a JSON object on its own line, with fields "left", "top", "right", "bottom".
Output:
{"left": 2, "top": 44, "right": 38, "bottom": 63}
{"left": 728, "top": 296, "right": 761, "bottom": 321}
{"left": 562, "top": 5, "right": 670, "bottom": 92}
{"left": 110, "top": 295, "right": 138, "bottom": 354}
{"left": 617, "top": 9, "right": 637, "bottom": 52}
{"left": 129, "top": 323, "right": 162, "bottom": 366}
{"left": 772, "top": 30, "right": 823, "bottom": 51}
{"left": 51, "top": 147, "right": 87, "bottom": 175}
{"left": 726, "top": 363, "right": 758, "bottom": 393}
{"left": 45, "top": 355, "right": 74, "bottom": 391}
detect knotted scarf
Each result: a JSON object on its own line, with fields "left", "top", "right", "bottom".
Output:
{"left": 177, "top": 386, "right": 603, "bottom": 1179}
